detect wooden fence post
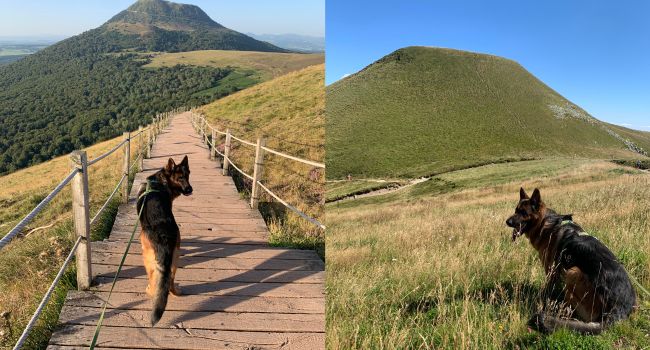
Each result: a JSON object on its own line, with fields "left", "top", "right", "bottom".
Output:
{"left": 222, "top": 129, "right": 232, "bottom": 175}
{"left": 146, "top": 126, "right": 153, "bottom": 159}
{"left": 201, "top": 118, "right": 206, "bottom": 144}
{"left": 138, "top": 126, "right": 144, "bottom": 170}
{"left": 250, "top": 137, "right": 266, "bottom": 209}
{"left": 122, "top": 132, "right": 130, "bottom": 203}
{"left": 70, "top": 150, "right": 92, "bottom": 290}
{"left": 211, "top": 128, "right": 217, "bottom": 160}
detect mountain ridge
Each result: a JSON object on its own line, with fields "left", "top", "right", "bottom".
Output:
{"left": 107, "top": 0, "right": 221, "bottom": 31}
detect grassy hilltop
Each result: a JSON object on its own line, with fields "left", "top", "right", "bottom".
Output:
{"left": 327, "top": 46, "right": 650, "bottom": 179}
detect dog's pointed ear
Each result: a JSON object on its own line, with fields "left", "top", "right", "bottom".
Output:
{"left": 520, "top": 187, "right": 529, "bottom": 200}
{"left": 164, "top": 157, "right": 176, "bottom": 174}
{"left": 530, "top": 188, "right": 541, "bottom": 209}
{"left": 180, "top": 155, "right": 188, "bottom": 166}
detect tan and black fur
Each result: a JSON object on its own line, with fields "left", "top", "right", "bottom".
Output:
{"left": 136, "top": 156, "right": 193, "bottom": 325}
{"left": 506, "top": 188, "right": 635, "bottom": 334}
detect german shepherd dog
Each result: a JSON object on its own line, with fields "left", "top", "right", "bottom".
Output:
{"left": 136, "top": 156, "right": 193, "bottom": 325}
{"left": 506, "top": 188, "right": 635, "bottom": 334}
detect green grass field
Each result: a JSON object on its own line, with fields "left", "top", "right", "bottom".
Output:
{"left": 199, "top": 64, "right": 324, "bottom": 257}
{"left": 326, "top": 46, "right": 650, "bottom": 179}
{"left": 326, "top": 159, "right": 650, "bottom": 349}
{"left": 0, "top": 136, "right": 146, "bottom": 349}
{"left": 144, "top": 49, "right": 324, "bottom": 80}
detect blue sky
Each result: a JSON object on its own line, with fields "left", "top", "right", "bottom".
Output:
{"left": 0, "top": 1, "right": 324, "bottom": 38}
{"left": 327, "top": 0, "right": 650, "bottom": 131}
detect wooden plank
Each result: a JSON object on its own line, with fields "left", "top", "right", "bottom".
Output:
{"left": 103, "top": 235, "right": 270, "bottom": 246}
{"left": 49, "top": 324, "right": 324, "bottom": 350}
{"left": 113, "top": 212, "right": 264, "bottom": 220}
{"left": 92, "top": 277, "right": 324, "bottom": 298}
{"left": 110, "top": 223, "right": 269, "bottom": 233}
{"left": 112, "top": 217, "right": 266, "bottom": 226}
{"left": 91, "top": 252, "right": 324, "bottom": 270}
{"left": 58, "top": 304, "right": 324, "bottom": 332}
{"left": 92, "top": 242, "right": 321, "bottom": 260}
{"left": 66, "top": 291, "right": 325, "bottom": 314}
{"left": 92, "top": 264, "right": 325, "bottom": 283}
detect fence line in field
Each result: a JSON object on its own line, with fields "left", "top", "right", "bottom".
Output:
{"left": 190, "top": 111, "right": 325, "bottom": 230}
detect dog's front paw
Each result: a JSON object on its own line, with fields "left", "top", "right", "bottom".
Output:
{"left": 528, "top": 312, "right": 550, "bottom": 334}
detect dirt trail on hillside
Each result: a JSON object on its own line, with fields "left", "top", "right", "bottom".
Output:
{"left": 329, "top": 177, "right": 430, "bottom": 203}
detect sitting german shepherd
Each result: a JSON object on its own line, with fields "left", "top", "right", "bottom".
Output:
{"left": 136, "top": 155, "right": 193, "bottom": 325}
{"left": 506, "top": 188, "right": 635, "bottom": 334}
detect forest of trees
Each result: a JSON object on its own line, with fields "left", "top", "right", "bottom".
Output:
{"left": 0, "top": 28, "right": 259, "bottom": 174}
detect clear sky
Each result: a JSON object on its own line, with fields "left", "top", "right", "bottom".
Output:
{"left": 0, "top": 0, "right": 324, "bottom": 38}
{"left": 327, "top": 0, "right": 650, "bottom": 131}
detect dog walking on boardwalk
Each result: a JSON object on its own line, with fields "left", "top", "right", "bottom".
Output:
{"left": 136, "top": 155, "right": 193, "bottom": 325}
{"left": 506, "top": 188, "right": 636, "bottom": 334}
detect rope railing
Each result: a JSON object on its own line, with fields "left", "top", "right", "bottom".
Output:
{"left": 11, "top": 236, "right": 83, "bottom": 350}
{"left": 189, "top": 111, "right": 324, "bottom": 230}
{"left": 3, "top": 108, "right": 178, "bottom": 350}
{"left": 90, "top": 174, "right": 127, "bottom": 226}
{"left": 87, "top": 139, "right": 128, "bottom": 167}
{"left": 130, "top": 154, "right": 143, "bottom": 172}
{"left": 231, "top": 134, "right": 257, "bottom": 147}
{"left": 257, "top": 181, "right": 325, "bottom": 229}
{"left": 0, "top": 169, "right": 78, "bottom": 251}
{"left": 229, "top": 158, "right": 254, "bottom": 180}
{"left": 262, "top": 146, "right": 325, "bottom": 168}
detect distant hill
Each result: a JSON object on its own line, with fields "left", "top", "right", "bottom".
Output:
{"left": 0, "top": 0, "right": 288, "bottom": 174}
{"left": 327, "top": 46, "right": 650, "bottom": 179}
{"left": 248, "top": 33, "right": 324, "bottom": 53}
{"left": 102, "top": 0, "right": 286, "bottom": 52}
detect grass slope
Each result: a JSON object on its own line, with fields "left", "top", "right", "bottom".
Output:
{"left": 144, "top": 50, "right": 324, "bottom": 79}
{"left": 200, "top": 64, "right": 324, "bottom": 256}
{"left": 327, "top": 46, "right": 650, "bottom": 179}
{"left": 0, "top": 135, "right": 145, "bottom": 349}
{"left": 326, "top": 159, "right": 650, "bottom": 349}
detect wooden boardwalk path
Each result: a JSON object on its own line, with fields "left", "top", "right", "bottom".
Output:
{"left": 48, "top": 113, "right": 325, "bottom": 349}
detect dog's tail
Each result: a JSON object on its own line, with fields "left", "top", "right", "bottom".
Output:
{"left": 529, "top": 312, "right": 604, "bottom": 335}
{"left": 150, "top": 247, "right": 173, "bottom": 326}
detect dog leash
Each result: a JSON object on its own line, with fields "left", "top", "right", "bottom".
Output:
{"left": 89, "top": 181, "right": 159, "bottom": 349}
